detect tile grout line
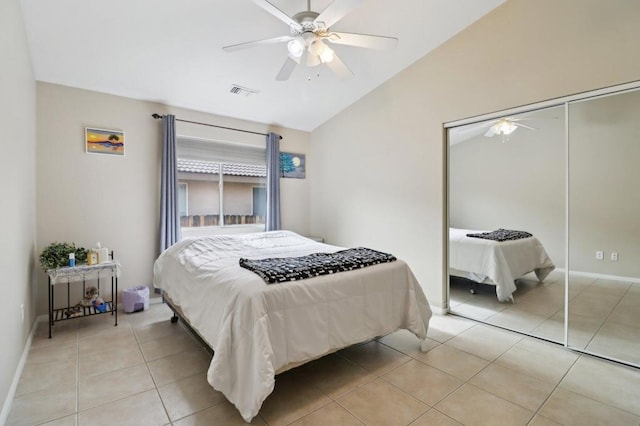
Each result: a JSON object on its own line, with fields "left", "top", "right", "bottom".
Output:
{"left": 329, "top": 366, "right": 409, "bottom": 426}
{"left": 132, "top": 311, "right": 177, "bottom": 425}
{"left": 303, "top": 342, "right": 423, "bottom": 425}
{"left": 429, "top": 348, "right": 535, "bottom": 422}
{"left": 337, "top": 342, "right": 439, "bottom": 425}
{"left": 552, "top": 353, "right": 640, "bottom": 419}
{"left": 528, "top": 351, "right": 584, "bottom": 422}
{"left": 74, "top": 318, "right": 160, "bottom": 418}
{"left": 579, "top": 281, "right": 632, "bottom": 352}
{"left": 375, "top": 340, "right": 469, "bottom": 409}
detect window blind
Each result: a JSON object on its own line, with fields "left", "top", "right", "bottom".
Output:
{"left": 176, "top": 136, "right": 266, "bottom": 165}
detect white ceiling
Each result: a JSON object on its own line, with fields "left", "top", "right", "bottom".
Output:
{"left": 20, "top": 0, "right": 505, "bottom": 131}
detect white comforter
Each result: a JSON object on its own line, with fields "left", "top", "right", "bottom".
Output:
{"left": 153, "top": 231, "right": 431, "bottom": 422}
{"left": 449, "top": 228, "right": 555, "bottom": 302}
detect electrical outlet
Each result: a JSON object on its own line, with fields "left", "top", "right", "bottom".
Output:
{"left": 596, "top": 251, "right": 604, "bottom": 260}
{"left": 20, "top": 304, "right": 24, "bottom": 324}
{"left": 611, "top": 252, "right": 619, "bottom": 261}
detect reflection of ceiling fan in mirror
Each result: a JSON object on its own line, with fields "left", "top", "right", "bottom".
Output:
{"left": 222, "top": 0, "right": 398, "bottom": 81}
{"left": 484, "top": 117, "right": 536, "bottom": 138}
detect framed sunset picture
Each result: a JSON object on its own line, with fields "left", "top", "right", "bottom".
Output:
{"left": 85, "top": 127, "right": 125, "bottom": 156}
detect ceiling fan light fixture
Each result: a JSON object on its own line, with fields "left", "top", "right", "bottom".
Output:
{"left": 287, "top": 38, "right": 305, "bottom": 58}
{"left": 307, "top": 38, "right": 322, "bottom": 56}
{"left": 319, "top": 45, "right": 334, "bottom": 63}
{"left": 492, "top": 119, "right": 518, "bottom": 135}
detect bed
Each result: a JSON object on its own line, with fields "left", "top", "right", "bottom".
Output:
{"left": 153, "top": 230, "right": 432, "bottom": 422}
{"left": 449, "top": 228, "right": 555, "bottom": 302}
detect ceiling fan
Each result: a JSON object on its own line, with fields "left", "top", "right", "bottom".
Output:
{"left": 222, "top": 0, "right": 399, "bottom": 81}
{"left": 484, "top": 117, "right": 536, "bottom": 138}
{"left": 449, "top": 116, "right": 538, "bottom": 145}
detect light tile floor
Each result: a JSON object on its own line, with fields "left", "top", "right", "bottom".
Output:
{"left": 8, "top": 299, "right": 640, "bottom": 425}
{"left": 450, "top": 271, "right": 640, "bottom": 366}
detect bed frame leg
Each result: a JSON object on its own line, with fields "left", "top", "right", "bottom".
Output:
{"left": 171, "top": 312, "right": 179, "bottom": 323}
{"left": 470, "top": 283, "right": 478, "bottom": 294}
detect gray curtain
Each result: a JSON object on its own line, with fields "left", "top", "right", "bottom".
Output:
{"left": 265, "top": 132, "right": 281, "bottom": 231}
{"left": 159, "top": 114, "right": 181, "bottom": 252}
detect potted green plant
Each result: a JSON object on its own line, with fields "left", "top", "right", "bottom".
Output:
{"left": 39, "top": 242, "right": 88, "bottom": 270}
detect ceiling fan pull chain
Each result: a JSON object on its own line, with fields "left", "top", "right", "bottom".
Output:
{"left": 307, "top": 0, "right": 311, "bottom": 12}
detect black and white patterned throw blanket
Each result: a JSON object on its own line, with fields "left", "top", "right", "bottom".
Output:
{"left": 239, "top": 247, "right": 397, "bottom": 284}
{"left": 466, "top": 228, "right": 533, "bottom": 242}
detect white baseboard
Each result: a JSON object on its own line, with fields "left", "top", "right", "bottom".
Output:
{"left": 0, "top": 318, "right": 39, "bottom": 425}
{"left": 555, "top": 268, "right": 640, "bottom": 284}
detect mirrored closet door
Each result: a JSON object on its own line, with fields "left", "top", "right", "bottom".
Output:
{"left": 446, "top": 82, "right": 640, "bottom": 368}
{"left": 447, "top": 105, "right": 567, "bottom": 344}
{"left": 567, "top": 88, "right": 640, "bottom": 365}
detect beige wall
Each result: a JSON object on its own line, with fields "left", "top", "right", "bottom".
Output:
{"left": 309, "top": 0, "right": 640, "bottom": 309}
{"left": 36, "top": 83, "right": 311, "bottom": 315}
{"left": 0, "top": 0, "right": 37, "bottom": 419}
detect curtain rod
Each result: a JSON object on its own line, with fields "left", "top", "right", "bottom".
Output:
{"left": 151, "top": 114, "right": 282, "bottom": 139}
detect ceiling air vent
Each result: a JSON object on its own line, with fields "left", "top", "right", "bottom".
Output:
{"left": 229, "top": 85, "right": 259, "bottom": 97}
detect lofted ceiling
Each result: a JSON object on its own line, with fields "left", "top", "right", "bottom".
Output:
{"left": 20, "top": 0, "right": 505, "bottom": 131}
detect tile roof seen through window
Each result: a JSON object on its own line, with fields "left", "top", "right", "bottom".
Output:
{"left": 177, "top": 159, "right": 266, "bottom": 177}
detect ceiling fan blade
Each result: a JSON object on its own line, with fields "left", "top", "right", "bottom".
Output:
{"left": 515, "top": 122, "right": 536, "bottom": 130}
{"left": 314, "top": 0, "right": 364, "bottom": 29}
{"left": 326, "top": 31, "right": 398, "bottom": 50}
{"left": 251, "top": 0, "right": 302, "bottom": 30}
{"left": 325, "top": 51, "right": 353, "bottom": 78}
{"left": 276, "top": 56, "right": 298, "bottom": 81}
{"left": 223, "top": 35, "right": 296, "bottom": 52}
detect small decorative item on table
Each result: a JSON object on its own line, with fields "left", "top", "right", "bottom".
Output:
{"left": 87, "top": 250, "right": 98, "bottom": 265}
{"left": 95, "top": 242, "right": 110, "bottom": 264}
{"left": 40, "top": 242, "right": 87, "bottom": 270}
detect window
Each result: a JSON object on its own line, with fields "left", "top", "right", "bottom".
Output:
{"left": 176, "top": 137, "right": 266, "bottom": 232}
{"left": 178, "top": 183, "right": 188, "bottom": 217}
{"left": 252, "top": 187, "right": 266, "bottom": 217}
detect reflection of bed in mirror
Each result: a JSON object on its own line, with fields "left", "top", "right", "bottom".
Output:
{"left": 449, "top": 228, "right": 555, "bottom": 302}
